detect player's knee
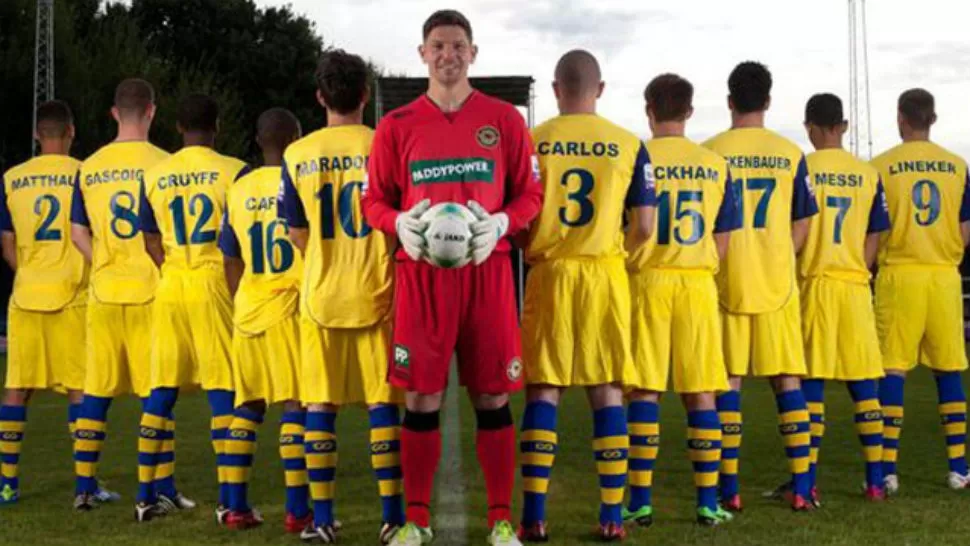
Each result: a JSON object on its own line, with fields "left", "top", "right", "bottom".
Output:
{"left": 475, "top": 404, "right": 513, "bottom": 431}
{"left": 770, "top": 375, "right": 800, "bottom": 393}
{"left": 406, "top": 391, "right": 444, "bottom": 413}
{"left": 403, "top": 409, "right": 440, "bottom": 432}
{"left": 526, "top": 385, "right": 562, "bottom": 406}
{"left": 2, "top": 389, "right": 31, "bottom": 406}
{"left": 586, "top": 383, "right": 624, "bottom": 410}
{"left": 627, "top": 389, "right": 662, "bottom": 404}
{"left": 682, "top": 392, "right": 716, "bottom": 411}
{"left": 727, "top": 376, "right": 743, "bottom": 391}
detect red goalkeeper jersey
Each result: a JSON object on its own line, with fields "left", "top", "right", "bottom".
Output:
{"left": 362, "top": 90, "right": 543, "bottom": 259}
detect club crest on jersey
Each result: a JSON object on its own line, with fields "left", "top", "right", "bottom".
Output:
{"left": 531, "top": 155, "right": 540, "bottom": 181}
{"left": 506, "top": 357, "right": 523, "bottom": 382}
{"left": 643, "top": 163, "right": 656, "bottom": 191}
{"left": 476, "top": 125, "right": 500, "bottom": 149}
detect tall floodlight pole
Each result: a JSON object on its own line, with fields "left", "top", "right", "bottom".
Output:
{"left": 32, "top": 0, "right": 55, "bottom": 156}
{"left": 848, "top": 0, "right": 873, "bottom": 158}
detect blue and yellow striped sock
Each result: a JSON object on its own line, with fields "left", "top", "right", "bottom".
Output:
{"left": 280, "top": 411, "right": 309, "bottom": 519}
{"left": 801, "top": 379, "right": 825, "bottom": 488}
{"left": 593, "top": 406, "right": 628, "bottom": 525}
{"left": 716, "top": 391, "right": 742, "bottom": 499}
{"left": 226, "top": 405, "right": 264, "bottom": 513}
{"left": 138, "top": 388, "right": 178, "bottom": 504}
{"left": 627, "top": 400, "right": 658, "bottom": 512}
{"left": 68, "top": 401, "right": 82, "bottom": 437}
{"left": 369, "top": 405, "right": 404, "bottom": 525}
{"left": 848, "top": 380, "right": 883, "bottom": 488}
{"left": 935, "top": 372, "right": 968, "bottom": 476}
{"left": 519, "top": 400, "right": 558, "bottom": 525}
{"left": 154, "top": 410, "right": 177, "bottom": 498}
{"left": 305, "top": 410, "right": 338, "bottom": 527}
{"left": 776, "top": 389, "right": 811, "bottom": 498}
{"left": 879, "top": 374, "right": 904, "bottom": 478}
{"left": 74, "top": 395, "right": 112, "bottom": 495}
{"left": 0, "top": 405, "right": 27, "bottom": 494}
{"left": 687, "top": 409, "right": 721, "bottom": 512}
{"left": 207, "top": 390, "right": 236, "bottom": 508}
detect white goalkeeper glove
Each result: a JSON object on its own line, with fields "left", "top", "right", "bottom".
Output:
{"left": 395, "top": 199, "right": 431, "bottom": 261}
{"left": 467, "top": 200, "right": 509, "bottom": 266}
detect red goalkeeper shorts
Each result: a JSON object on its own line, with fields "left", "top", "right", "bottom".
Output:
{"left": 389, "top": 251, "right": 523, "bottom": 395}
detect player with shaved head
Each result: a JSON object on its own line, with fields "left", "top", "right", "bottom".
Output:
{"left": 518, "top": 49, "right": 655, "bottom": 542}
{"left": 218, "top": 106, "right": 303, "bottom": 530}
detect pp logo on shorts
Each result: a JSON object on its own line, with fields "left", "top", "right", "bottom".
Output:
{"left": 394, "top": 345, "right": 410, "bottom": 369}
{"left": 506, "top": 357, "right": 523, "bottom": 382}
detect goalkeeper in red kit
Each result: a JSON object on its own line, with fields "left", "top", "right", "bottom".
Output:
{"left": 362, "top": 9, "right": 542, "bottom": 546}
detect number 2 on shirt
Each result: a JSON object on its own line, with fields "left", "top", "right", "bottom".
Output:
{"left": 731, "top": 177, "right": 776, "bottom": 228}
{"left": 169, "top": 194, "right": 216, "bottom": 245}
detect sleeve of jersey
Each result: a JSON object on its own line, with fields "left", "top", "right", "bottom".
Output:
{"left": 0, "top": 178, "right": 12, "bottom": 233}
{"left": 70, "top": 172, "right": 90, "bottom": 227}
{"left": 624, "top": 143, "right": 658, "bottom": 208}
{"left": 867, "top": 178, "right": 892, "bottom": 233}
{"left": 137, "top": 179, "right": 159, "bottom": 234}
{"left": 500, "top": 110, "right": 543, "bottom": 234}
{"left": 361, "top": 120, "right": 403, "bottom": 235}
{"left": 235, "top": 164, "right": 253, "bottom": 181}
{"left": 960, "top": 170, "right": 970, "bottom": 222}
{"left": 714, "top": 169, "right": 743, "bottom": 233}
{"left": 277, "top": 159, "right": 308, "bottom": 228}
{"left": 791, "top": 155, "right": 819, "bottom": 220}
{"left": 217, "top": 211, "right": 241, "bottom": 258}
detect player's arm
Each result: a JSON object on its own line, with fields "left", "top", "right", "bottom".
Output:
{"left": 69, "top": 172, "right": 93, "bottom": 262}
{"left": 277, "top": 159, "right": 309, "bottom": 255}
{"left": 495, "top": 108, "right": 543, "bottom": 235}
{"left": 218, "top": 212, "right": 244, "bottom": 296}
{"left": 360, "top": 120, "right": 405, "bottom": 235}
{"left": 791, "top": 155, "right": 819, "bottom": 254}
{"left": 865, "top": 178, "right": 892, "bottom": 268}
{"left": 137, "top": 180, "right": 164, "bottom": 267}
{"left": 624, "top": 143, "right": 657, "bottom": 254}
{"left": 714, "top": 169, "right": 743, "bottom": 260}
{"left": 960, "top": 170, "right": 970, "bottom": 247}
{"left": 0, "top": 179, "right": 15, "bottom": 271}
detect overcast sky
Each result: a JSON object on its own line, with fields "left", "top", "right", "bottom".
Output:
{"left": 264, "top": 0, "right": 970, "bottom": 159}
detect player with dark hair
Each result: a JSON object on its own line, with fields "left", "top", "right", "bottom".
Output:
{"left": 621, "top": 73, "right": 740, "bottom": 528}
{"left": 870, "top": 88, "right": 970, "bottom": 494}
{"left": 279, "top": 49, "right": 405, "bottom": 544}
{"left": 218, "top": 107, "right": 304, "bottom": 531}
{"left": 779, "top": 92, "right": 889, "bottom": 504}
{"left": 70, "top": 78, "right": 169, "bottom": 510}
{"left": 362, "top": 9, "right": 543, "bottom": 546}
{"left": 518, "top": 49, "right": 655, "bottom": 542}
{"left": 0, "top": 100, "right": 85, "bottom": 505}
{"left": 134, "top": 93, "right": 250, "bottom": 522}
{"left": 704, "top": 61, "right": 819, "bottom": 511}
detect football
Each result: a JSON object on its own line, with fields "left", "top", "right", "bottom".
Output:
{"left": 420, "top": 202, "right": 476, "bottom": 268}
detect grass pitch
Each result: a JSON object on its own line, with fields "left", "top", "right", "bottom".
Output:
{"left": 2, "top": 358, "right": 970, "bottom": 545}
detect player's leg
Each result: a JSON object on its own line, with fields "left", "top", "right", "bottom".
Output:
{"left": 682, "top": 392, "right": 730, "bottom": 526}
{"left": 800, "top": 379, "right": 825, "bottom": 505}
{"left": 224, "top": 399, "right": 266, "bottom": 529}
{"left": 934, "top": 371, "right": 970, "bottom": 487}
{"left": 73, "top": 394, "right": 112, "bottom": 505}
{"left": 368, "top": 403, "right": 405, "bottom": 538}
{"left": 304, "top": 402, "right": 340, "bottom": 541}
{"left": 847, "top": 380, "right": 884, "bottom": 500}
{"left": 206, "top": 389, "right": 235, "bottom": 519}
{"left": 717, "top": 311, "right": 750, "bottom": 511}
{"left": 137, "top": 386, "right": 179, "bottom": 516}
{"left": 518, "top": 386, "right": 561, "bottom": 540}
{"left": 770, "top": 375, "right": 813, "bottom": 510}
{"left": 0, "top": 389, "right": 31, "bottom": 504}
{"left": 586, "top": 384, "right": 628, "bottom": 541}
{"left": 625, "top": 391, "right": 660, "bottom": 525}
{"left": 878, "top": 371, "right": 905, "bottom": 493}
{"left": 279, "top": 402, "right": 311, "bottom": 533}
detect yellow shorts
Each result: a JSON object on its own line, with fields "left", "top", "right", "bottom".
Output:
{"left": 521, "top": 258, "right": 632, "bottom": 387}
{"left": 232, "top": 315, "right": 301, "bottom": 406}
{"left": 723, "top": 291, "right": 807, "bottom": 377}
{"left": 800, "top": 277, "right": 883, "bottom": 381}
{"left": 628, "top": 270, "right": 728, "bottom": 393}
{"left": 150, "top": 270, "right": 233, "bottom": 391}
{"left": 84, "top": 299, "right": 153, "bottom": 398}
{"left": 875, "top": 266, "right": 968, "bottom": 373}
{"left": 300, "top": 316, "right": 402, "bottom": 406}
{"left": 5, "top": 303, "right": 85, "bottom": 391}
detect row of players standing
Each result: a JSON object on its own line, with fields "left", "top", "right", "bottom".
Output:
{"left": 3, "top": 7, "right": 970, "bottom": 546}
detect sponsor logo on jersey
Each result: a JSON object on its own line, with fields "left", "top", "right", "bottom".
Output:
{"left": 506, "top": 357, "right": 523, "bottom": 382}
{"left": 410, "top": 158, "right": 495, "bottom": 185}
{"left": 476, "top": 125, "right": 500, "bottom": 149}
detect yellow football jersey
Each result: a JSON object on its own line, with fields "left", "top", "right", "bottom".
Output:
{"left": 73, "top": 141, "right": 168, "bottom": 303}
{"left": 526, "top": 114, "right": 654, "bottom": 262}
{"left": 870, "top": 141, "right": 970, "bottom": 267}
{"left": 631, "top": 136, "right": 741, "bottom": 272}
{"left": 140, "top": 146, "right": 249, "bottom": 272}
{"left": 220, "top": 166, "right": 302, "bottom": 335}
{"left": 799, "top": 148, "right": 890, "bottom": 283}
{"left": 0, "top": 155, "right": 88, "bottom": 311}
{"left": 280, "top": 125, "right": 393, "bottom": 329}
{"left": 703, "top": 127, "right": 819, "bottom": 313}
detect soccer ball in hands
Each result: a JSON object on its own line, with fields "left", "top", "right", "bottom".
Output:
{"left": 420, "top": 202, "right": 476, "bottom": 268}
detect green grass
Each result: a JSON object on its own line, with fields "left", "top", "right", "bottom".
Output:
{"left": 4, "top": 357, "right": 970, "bottom": 545}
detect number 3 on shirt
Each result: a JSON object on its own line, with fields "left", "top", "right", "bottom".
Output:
{"left": 559, "top": 168, "right": 595, "bottom": 227}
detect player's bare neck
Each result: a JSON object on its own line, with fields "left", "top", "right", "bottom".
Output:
{"left": 902, "top": 130, "right": 931, "bottom": 143}
{"left": 426, "top": 80, "right": 474, "bottom": 113}
{"left": 558, "top": 101, "right": 596, "bottom": 116}
{"left": 326, "top": 110, "right": 364, "bottom": 128}
{"left": 262, "top": 152, "right": 284, "bottom": 167}
{"left": 731, "top": 111, "right": 765, "bottom": 129}
{"left": 651, "top": 122, "right": 685, "bottom": 139}
{"left": 114, "top": 123, "right": 149, "bottom": 143}
{"left": 38, "top": 140, "right": 70, "bottom": 156}
{"left": 182, "top": 133, "right": 215, "bottom": 149}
